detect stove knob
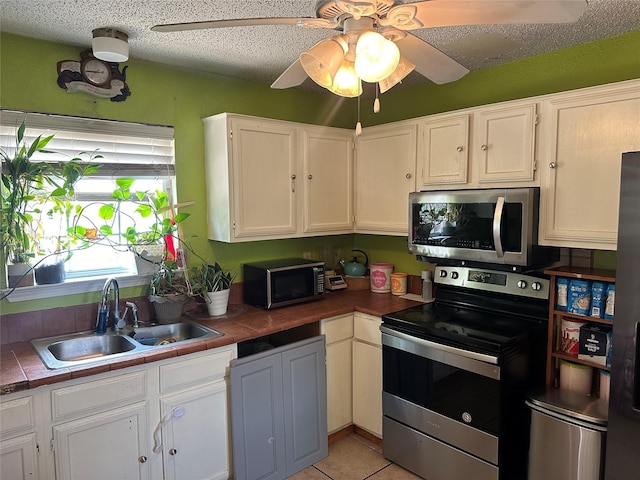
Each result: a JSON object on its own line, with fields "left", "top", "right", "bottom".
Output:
{"left": 451, "top": 271, "right": 459, "bottom": 279}
{"left": 517, "top": 280, "right": 528, "bottom": 289}
{"left": 531, "top": 281, "right": 543, "bottom": 291}
{"left": 439, "top": 270, "right": 448, "bottom": 278}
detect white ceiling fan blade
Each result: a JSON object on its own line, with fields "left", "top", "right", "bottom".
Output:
{"left": 388, "top": 0, "right": 588, "bottom": 30}
{"left": 152, "top": 17, "right": 336, "bottom": 33}
{"left": 396, "top": 33, "right": 469, "bottom": 84}
{"left": 271, "top": 59, "right": 309, "bottom": 89}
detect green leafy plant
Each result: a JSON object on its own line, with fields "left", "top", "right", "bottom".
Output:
{"left": 190, "top": 262, "right": 237, "bottom": 296}
{"left": 1, "top": 120, "right": 98, "bottom": 265}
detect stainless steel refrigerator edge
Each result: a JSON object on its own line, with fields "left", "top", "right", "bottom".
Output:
{"left": 605, "top": 152, "right": 640, "bottom": 479}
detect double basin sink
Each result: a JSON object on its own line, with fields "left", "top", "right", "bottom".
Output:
{"left": 31, "top": 320, "right": 224, "bottom": 369}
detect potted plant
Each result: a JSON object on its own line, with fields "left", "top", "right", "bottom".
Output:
{"left": 148, "top": 258, "right": 191, "bottom": 323}
{"left": 1, "top": 120, "right": 97, "bottom": 288}
{"left": 190, "top": 261, "right": 237, "bottom": 316}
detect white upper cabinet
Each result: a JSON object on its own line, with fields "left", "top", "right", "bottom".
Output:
{"left": 538, "top": 80, "right": 640, "bottom": 250}
{"left": 419, "top": 114, "right": 470, "bottom": 186}
{"left": 418, "top": 102, "right": 538, "bottom": 189}
{"left": 302, "top": 126, "right": 354, "bottom": 235}
{"left": 355, "top": 122, "right": 417, "bottom": 235}
{"left": 203, "top": 113, "right": 353, "bottom": 242}
{"left": 473, "top": 102, "right": 537, "bottom": 184}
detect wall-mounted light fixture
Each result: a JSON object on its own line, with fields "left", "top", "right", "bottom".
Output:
{"left": 92, "top": 28, "right": 129, "bottom": 63}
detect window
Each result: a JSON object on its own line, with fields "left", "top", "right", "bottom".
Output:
{"left": 1, "top": 110, "right": 176, "bottom": 301}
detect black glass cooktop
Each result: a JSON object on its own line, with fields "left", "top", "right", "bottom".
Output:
{"left": 382, "top": 301, "right": 544, "bottom": 355}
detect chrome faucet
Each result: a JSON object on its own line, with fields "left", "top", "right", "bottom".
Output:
{"left": 96, "top": 277, "right": 126, "bottom": 334}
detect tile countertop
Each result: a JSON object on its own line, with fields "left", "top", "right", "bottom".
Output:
{"left": 0, "top": 289, "right": 421, "bottom": 395}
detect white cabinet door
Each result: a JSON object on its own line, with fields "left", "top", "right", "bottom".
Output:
{"left": 159, "top": 381, "right": 229, "bottom": 480}
{"left": 302, "top": 127, "right": 354, "bottom": 234}
{"left": 0, "top": 433, "right": 39, "bottom": 479}
{"left": 474, "top": 103, "right": 537, "bottom": 183}
{"left": 230, "top": 116, "right": 298, "bottom": 239}
{"left": 53, "top": 402, "right": 150, "bottom": 480}
{"left": 352, "top": 341, "right": 382, "bottom": 438}
{"left": 352, "top": 313, "right": 382, "bottom": 438}
{"left": 539, "top": 81, "right": 640, "bottom": 249}
{"left": 321, "top": 314, "right": 353, "bottom": 435}
{"left": 419, "top": 114, "right": 469, "bottom": 186}
{"left": 355, "top": 123, "right": 417, "bottom": 235}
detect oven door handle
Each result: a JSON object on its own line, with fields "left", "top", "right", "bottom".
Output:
{"left": 381, "top": 326, "right": 501, "bottom": 380}
{"left": 492, "top": 196, "right": 505, "bottom": 258}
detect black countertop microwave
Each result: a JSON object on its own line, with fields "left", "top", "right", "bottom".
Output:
{"left": 243, "top": 258, "right": 325, "bottom": 309}
{"left": 409, "top": 187, "right": 558, "bottom": 270}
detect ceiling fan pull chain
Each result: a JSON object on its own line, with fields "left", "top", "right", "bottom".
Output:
{"left": 355, "top": 94, "right": 362, "bottom": 136}
{"left": 374, "top": 83, "right": 381, "bottom": 113}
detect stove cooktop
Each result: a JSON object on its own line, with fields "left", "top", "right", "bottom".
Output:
{"left": 382, "top": 302, "right": 545, "bottom": 355}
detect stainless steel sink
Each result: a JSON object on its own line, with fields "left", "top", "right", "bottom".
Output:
{"left": 131, "top": 322, "right": 219, "bottom": 346}
{"left": 31, "top": 320, "right": 224, "bottom": 369}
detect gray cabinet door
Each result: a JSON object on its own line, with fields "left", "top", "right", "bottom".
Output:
{"left": 282, "top": 338, "right": 328, "bottom": 477}
{"left": 230, "top": 336, "right": 328, "bottom": 480}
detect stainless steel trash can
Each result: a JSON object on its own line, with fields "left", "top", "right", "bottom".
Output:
{"left": 526, "top": 389, "right": 608, "bottom": 480}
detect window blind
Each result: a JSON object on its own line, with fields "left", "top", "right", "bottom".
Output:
{"left": 0, "top": 110, "right": 175, "bottom": 177}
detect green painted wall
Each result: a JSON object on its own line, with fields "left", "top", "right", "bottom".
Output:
{"left": 2, "top": 30, "right": 638, "bottom": 314}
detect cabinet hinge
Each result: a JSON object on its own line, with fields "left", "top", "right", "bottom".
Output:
{"left": 534, "top": 114, "right": 539, "bottom": 125}
{"left": 50, "top": 438, "right": 55, "bottom": 453}
{"left": 36, "top": 443, "right": 40, "bottom": 455}
{"left": 232, "top": 220, "right": 236, "bottom": 230}
{"left": 533, "top": 160, "right": 537, "bottom": 172}
{"left": 229, "top": 129, "right": 233, "bottom": 139}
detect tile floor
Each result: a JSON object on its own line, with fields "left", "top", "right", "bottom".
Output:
{"left": 288, "top": 433, "right": 421, "bottom": 480}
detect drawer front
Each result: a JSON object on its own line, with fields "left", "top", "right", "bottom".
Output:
{"left": 51, "top": 371, "right": 147, "bottom": 421}
{"left": 354, "top": 314, "right": 382, "bottom": 346}
{"left": 0, "top": 396, "right": 35, "bottom": 440}
{"left": 160, "top": 347, "right": 235, "bottom": 394}
{"left": 321, "top": 314, "right": 354, "bottom": 344}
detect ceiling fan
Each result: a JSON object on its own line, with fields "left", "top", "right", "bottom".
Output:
{"left": 152, "top": 0, "right": 587, "bottom": 96}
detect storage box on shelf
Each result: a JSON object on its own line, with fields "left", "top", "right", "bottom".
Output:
{"left": 544, "top": 266, "right": 615, "bottom": 396}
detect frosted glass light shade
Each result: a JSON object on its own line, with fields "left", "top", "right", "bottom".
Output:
{"left": 92, "top": 28, "right": 129, "bottom": 62}
{"left": 354, "top": 30, "right": 400, "bottom": 83}
{"left": 379, "top": 56, "right": 415, "bottom": 93}
{"left": 300, "top": 37, "right": 346, "bottom": 88}
{"left": 329, "top": 59, "right": 362, "bottom": 97}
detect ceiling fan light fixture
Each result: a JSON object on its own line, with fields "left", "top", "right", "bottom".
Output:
{"left": 92, "top": 28, "right": 129, "bottom": 62}
{"left": 379, "top": 56, "right": 415, "bottom": 93}
{"left": 354, "top": 30, "right": 400, "bottom": 83}
{"left": 300, "top": 36, "right": 347, "bottom": 88}
{"left": 329, "top": 58, "right": 362, "bottom": 98}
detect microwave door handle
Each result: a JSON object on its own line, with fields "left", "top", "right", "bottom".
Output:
{"left": 493, "top": 196, "right": 505, "bottom": 258}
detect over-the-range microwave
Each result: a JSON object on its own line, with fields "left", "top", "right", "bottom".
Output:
{"left": 243, "top": 258, "right": 325, "bottom": 309}
{"left": 409, "top": 187, "right": 558, "bottom": 269}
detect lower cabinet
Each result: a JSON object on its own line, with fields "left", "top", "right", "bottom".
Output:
{"left": 230, "top": 336, "right": 328, "bottom": 480}
{"left": 0, "top": 393, "right": 39, "bottom": 479}
{"left": 0, "top": 345, "right": 237, "bottom": 480}
{"left": 352, "top": 313, "right": 383, "bottom": 438}
{"left": 53, "top": 402, "right": 150, "bottom": 480}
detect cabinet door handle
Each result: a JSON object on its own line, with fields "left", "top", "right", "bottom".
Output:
{"left": 405, "top": 173, "right": 412, "bottom": 179}
{"left": 169, "top": 448, "right": 178, "bottom": 456}
{"left": 308, "top": 174, "right": 313, "bottom": 180}
{"left": 481, "top": 144, "right": 488, "bottom": 151}
{"left": 457, "top": 146, "right": 463, "bottom": 152}
{"left": 549, "top": 162, "right": 556, "bottom": 169}
{"left": 138, "top": 456, "right": 148, "bottom": 463}
{"left": 291, "top": 174, "right": 296, "bottom": 192}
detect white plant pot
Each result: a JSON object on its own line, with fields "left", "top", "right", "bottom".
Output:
{"left": 7, "top": 263, "right": 35, "bottom": 288}
{"left": 204, "top": 289, "right": 230, "bottom": 317}
{"left": 133, "top": 245, "right": 164, "bottom": 275}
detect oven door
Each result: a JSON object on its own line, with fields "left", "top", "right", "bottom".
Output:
{"left": 381, "top": 326, "right": 501, "bottom": 465}
{"left": 408, "top": 188, "right": 537, "bottom": 266}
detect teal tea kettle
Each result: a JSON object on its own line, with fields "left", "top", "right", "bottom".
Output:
{"left": 339, "top": 249, "right": 369, "bottom": 277}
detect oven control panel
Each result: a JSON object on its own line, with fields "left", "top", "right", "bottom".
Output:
{"left": 435, "top": 266, "right": 550, "bottom": 300}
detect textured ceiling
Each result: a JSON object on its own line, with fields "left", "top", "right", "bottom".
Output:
{"left": 1, "top": 0, "right": 639, "bottom": 94}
